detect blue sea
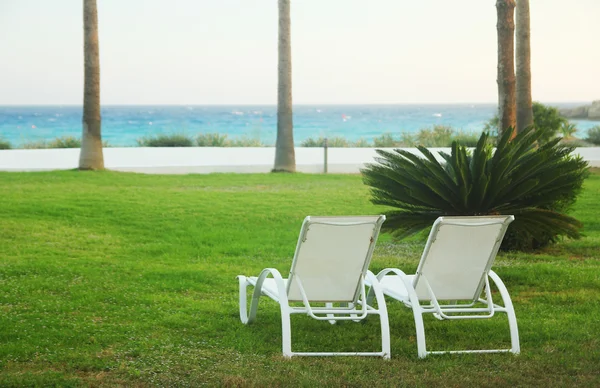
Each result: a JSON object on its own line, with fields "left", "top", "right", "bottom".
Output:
{"left": 0, "top": 104, "right": 598, "bottom": 147}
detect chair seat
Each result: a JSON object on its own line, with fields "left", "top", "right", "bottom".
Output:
{"left": 379, "top": 275, "right": 415, "bottom": 302}
{"left": 248, "top": 276, "right": 288, "bottom": 298}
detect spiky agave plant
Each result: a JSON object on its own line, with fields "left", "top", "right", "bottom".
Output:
{"left": 361, "top": 127, "right": 589, "bottom": 251}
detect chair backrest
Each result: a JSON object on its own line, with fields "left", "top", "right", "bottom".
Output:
{"left": 286, "top": 215, "right": 386, "bottom": 303}
{"left": 413, "top": 215, "right": 514, "bottom": 302}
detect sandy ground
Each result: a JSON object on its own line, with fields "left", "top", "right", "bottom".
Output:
{"left": 1, "top": 147, "right": 599, "bottom": 174}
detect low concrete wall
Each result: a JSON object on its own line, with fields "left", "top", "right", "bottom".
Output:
{"left": 1, "top": 147, "right": 599, "bottom": 174}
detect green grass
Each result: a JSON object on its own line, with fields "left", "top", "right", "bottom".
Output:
{"left": 0, "top": 170, "right": 599, "bottom": 387}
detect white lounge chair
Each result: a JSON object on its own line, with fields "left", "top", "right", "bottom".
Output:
{"left": 237, "top": 215, "right": 391, "bottom": 359}
{"left": 368, "top": 215, "right": 519, "bottom": 358}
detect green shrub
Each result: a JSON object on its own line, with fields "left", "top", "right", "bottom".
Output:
{"left": 327, "top": 137, "right": 350, "bottom": 147}
{"left": 19, "top": 137, "right": 110, "bottom": 149}
{"left": 372, "top": 133, "right": 398, "bottom": 147}
{"left": 415, "top": 125, "right": 454, "bottom": 147}
{"left": 228, "top": 137, "right": 264, "bottom": 147}
{"left": 452, "top": 132, "right": 481, "bottom": 147}
{"left": 352, "top": 138, "right": 371, "bottom": 147}
{"left": 485, "top": 102, "right": 569, "bottom": 143}
{"left": 380, "top": 127, "right": 481, "bottom": 148}
{"left": 397, "top": 132, "right": 417, "bottom": 147}
{"left": 559, "top": 122, "right": 578, "bottom": 139}
{"left": 534, "top": 102, "right": 570, "bottom": 142}
{"left": 0, "top": 139, "right": 11, "bottom": 150}
{"left": 585, "top": 126, "right": 600, "bottom": 145}
{"left": 48, "top": 136, "right": 81, "bottom": 148}
{"left": 137, "top": 134, "right": 194, "bottom": 147}
{"left": 298, "top": 129, "right": 481, "bottom": 149}
{"left": 301, "top": 136, "right": 349, "bottom": 147}
{"left": 560, "top": 138, "right": 592, "bottom": 147}
{"left": 362, "top": 127, "right": 589, "bottom": 251}
{"left": 21, "top": 140, "right": 49, "bottom": 149}
{"left": 197, "top": 133, "right": 229, "bottom": 147}
{"left": 22, "top": 137, "right": 82, "bottom": 149}
{"left": 300, "top": 137, "right": 323, "bottom": 147}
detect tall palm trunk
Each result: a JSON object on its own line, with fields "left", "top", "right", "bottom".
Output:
{"left": 516, "top": 0, "right": 533, "bottom": 133}
{"left": 273, "top": 0, "right": 296, "bottom": 172}
{"left": 496, "top": 0, "right": 517, "bottom": 137}
{"left": 79, "top": 0, "right": 104, "bottom": 170}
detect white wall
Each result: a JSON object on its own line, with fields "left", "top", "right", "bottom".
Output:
{"left": 1, "top": 147, "right": 599, "bottom": 174}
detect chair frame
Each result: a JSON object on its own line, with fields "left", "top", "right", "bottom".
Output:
{"left": 237, "top": 216, "right": 391, "bottom": 359}
{"left": 369, "top": 215, "right": 519, "bottom": 358}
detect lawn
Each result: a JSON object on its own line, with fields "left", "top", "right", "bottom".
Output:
{"left": 0, "top": 170, "right": 599, "bottom": 387}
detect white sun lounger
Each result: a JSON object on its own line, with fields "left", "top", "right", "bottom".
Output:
{"left": 368, "top": 215, "right": 519, "bottom": 358}
{"left": 237, "top": 215, "right": 391, "bottom": 359}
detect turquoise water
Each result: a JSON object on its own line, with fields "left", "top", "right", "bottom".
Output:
{"left": 0, "top": 104, "right": 598, "bottom": 147}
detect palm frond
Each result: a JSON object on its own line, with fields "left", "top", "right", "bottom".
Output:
{"left": 361, "top": 127, "right": 589, "bottom": 251}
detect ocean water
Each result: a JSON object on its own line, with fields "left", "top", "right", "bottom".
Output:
{"left": 0, "top": 104, "right": 598, "bottom": 147}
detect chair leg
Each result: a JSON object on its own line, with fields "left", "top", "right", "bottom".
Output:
{"left": 413, "top": 308, "right": 427, "bottom": 358}
{"left": 237, "top": 276, "right": 251, "bottom": 324}
{"left": 376, "top": 296, "right": 391, "bottom": 359}
{"left": 245, "top": 268, "right": 293, "bottom": 357}
{"left": 366, "top": 271, "right": 391, "bottom": 359}
{"left": 401, "top": 276, "right": 428, "bottom": 358}
{"left": 489, "top": 271, "right": 520, "bottom": 354}
{"left": 280, "top": 304, "right": 293, "bottom": 358}
{"left": 237, "top": 275, "right": 264, "bottom": 324}
{"left": 326, "top": 302, "right": 336, "bottom": 325}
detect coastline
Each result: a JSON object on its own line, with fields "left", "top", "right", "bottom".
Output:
{"left": 3, "top": 104, "right": 599, "bottom": 148}
{"left": 1, "top": 147, "right": 600, "bottom": 174}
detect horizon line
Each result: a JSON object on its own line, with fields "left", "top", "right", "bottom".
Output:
{"left": 0, "top": 101, "right": 593, "bottom": 107}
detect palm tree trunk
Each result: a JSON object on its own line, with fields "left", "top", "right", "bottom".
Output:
{"left": 496, "top": 0, "right": 517, "bottom": 137}
{"left": 516, "top": 0, "right": 533, "bottom": 133}
{"left": 79, "top": 0, "right": 104, "bottom": 170}
{"left": 273, "top": 0, "right": 296, "bottom": 172}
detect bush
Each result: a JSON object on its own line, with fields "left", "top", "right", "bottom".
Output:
{"left": 560, "top": 138, "right": 593, "bottom": 147}
{"left": 197, "top": 133, "right": 229, "bottom": 147}
{"left": 48, "top": 136, "right": 81, "bottom": 148}
{"left": 298, "top": 129, "right": 481, "bottom": 148}
{"left": 21, "top": 136, "right": 82, "bottom": 149}
{"left": 228, "top": 137, "right": 264, "bottom": 147}
{"left": 415, "top": 125, "right": 454, "bottom": 147}
{"left": 585, "top": 126, "right": 600, "bottom": 145}
{"left": 372, "top": 133, "right": 398, "bottom": 147}
{"left": 327, "top": 137, "right": 350, "bottom": 147}
{"left": 452, "top": 132, "right": 482, "bottom": 147}
{"left": 352, "top": 138, "right": 371, "bottom": 147}
{"left": 485, "top": 102, "right": 569, "bottom": 143}
{"left": 0, "top": 139, "right": 11, "bottom": 150}
{"left": 300, "top": 137, "right": 321, "bottom": 147}
{"left": 137, "top": 134, "right": 194, "bottom": 147}
{"left": 534, "top": 102, "right": 570, "bottom": 142}
{"left": 559, "top": 122, "right": 578, "bottom": 139}
{"left": 21, "top": 140, "right": 50, "bottom": 149}
{"left": 361, "top": 127, "right": 589, "bottom": 251}
{"left": 373, "top": 128, "right": 481, "bottom": 148}
{"left": 300, "top": 136, "right": 349, "bottom": 147}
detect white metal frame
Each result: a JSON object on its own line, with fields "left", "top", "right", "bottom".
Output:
{"left": 237, "top": 215, "right": 391, "bottom": 359}
{"left": 368, "top": 215, "right": 520, "bottom": 358}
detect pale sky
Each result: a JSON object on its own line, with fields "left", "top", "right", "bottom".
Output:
{"left": 0, "top": 0, "right": 598, "bottom": 105}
